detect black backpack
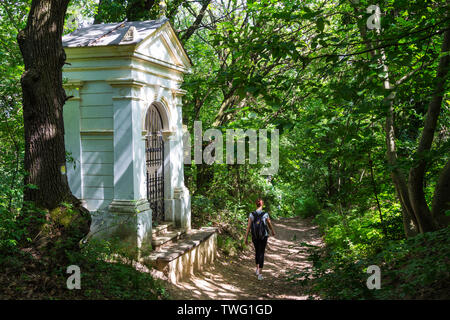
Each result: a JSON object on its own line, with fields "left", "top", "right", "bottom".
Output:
{"left": 251, "top": 211, "right": 267, "bottom": 240}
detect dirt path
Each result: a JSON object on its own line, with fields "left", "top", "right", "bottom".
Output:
{"left": 164, "top": 216, "right": 323, "bottom": 300}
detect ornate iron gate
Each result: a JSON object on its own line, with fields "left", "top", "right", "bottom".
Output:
{"left": 145, "top": 105, "right": 164, "bottom": 224}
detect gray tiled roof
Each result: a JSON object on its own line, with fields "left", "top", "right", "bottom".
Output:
{"left": 62, "top": 18, "right": 168, "bottom": 48}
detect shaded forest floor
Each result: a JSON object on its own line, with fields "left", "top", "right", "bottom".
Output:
{"left": 164, "top": 216, "right": 323, "bottom": 300}
{"left": 2, "top": 214, "right": 448, "bottom": 300}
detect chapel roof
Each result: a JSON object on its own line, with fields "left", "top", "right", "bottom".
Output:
{"left": 62, "top": 18, "right": 169, "bottom": 48}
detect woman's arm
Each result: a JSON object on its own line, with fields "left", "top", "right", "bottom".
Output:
{"left": 244, "top": 217, "right": 252, "bottom": 245}
{"left": 266, "top": 217, "right": 276, "bottom": 236}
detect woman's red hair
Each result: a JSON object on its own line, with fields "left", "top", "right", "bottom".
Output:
{"left": 256, "top": 199, "right": 263, "bottom": 207}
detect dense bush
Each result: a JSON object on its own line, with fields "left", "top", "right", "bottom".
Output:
{"left": 295, "top": 226, "right": 450, "bottom": 299}
{"left": 0, "top": 198, "right": 168, "bottom": 299}
{"left": 0, "top": 222, "right": 169, "bottom": 299}
{"left": 297, "top": 197, "right": 321, "bottom": 218}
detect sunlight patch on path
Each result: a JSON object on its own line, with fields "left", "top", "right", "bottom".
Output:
{"left": 166, "top": 216, "right": 323, "bottom": 300}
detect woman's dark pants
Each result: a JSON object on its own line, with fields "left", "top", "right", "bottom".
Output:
{"left": 252, "top": 236, "right": 268, "bottom": 268}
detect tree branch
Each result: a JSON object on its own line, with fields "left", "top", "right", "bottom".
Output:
{"left": 180, "top": 0, "right": 212, "bottom": 43}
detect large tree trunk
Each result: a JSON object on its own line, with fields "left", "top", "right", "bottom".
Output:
{"left": 17, "top": 0, "right": 90, "bottom": 248}
{"left": 18, "top": 0, "right": 73, "bottom": 209}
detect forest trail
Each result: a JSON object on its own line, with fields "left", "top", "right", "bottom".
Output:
{"left": 164, "top": 216, "right": 323, "bottom": 300}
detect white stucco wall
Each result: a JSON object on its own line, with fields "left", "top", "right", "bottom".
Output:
{"left": 62, "top": 21, "right": 192, "bottom": 247}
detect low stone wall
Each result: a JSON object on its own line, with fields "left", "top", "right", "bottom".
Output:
{"left": 145, "top": 228, "right": 217, "bottom": 283}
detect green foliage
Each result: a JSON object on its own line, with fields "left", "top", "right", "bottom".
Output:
{"left": 0, "top": 205, "right": 168, "bottom": 300}
{"left": 0, "top": 235, "right": 169, "bottom": 299}
{"left": 298, "top": 227, "right": 450, "bottom": 299}
{"left": 94, "top": 0, "right": 184, "bottom": 23}
{"left": 297, "top": 197, "right": 321, "bottom": 218}
{"left": 217, "top": 234, "right": 244, "bottom": 256}
{"left": 64, "top": 238, "right": 169, "bottom": 300}
{"left": 0, "top": 1, "right": 27, "bottom": 216}
{"left": 64, "top": 0, "right": 99, "bottom": 34}
{"left": 0, "top": 207, "right": 21, "bottom": 252}
{"left": 0, "top": 0, "right": 449, "bottom": 300}
{"left": 94, "top": 0, "right": 128, "bottom": 23}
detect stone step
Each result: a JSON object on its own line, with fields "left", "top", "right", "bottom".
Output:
{"left": 151, "top": 228, "right": 186, "bottom": 251}
{"left": 151, "top": 221, "right": 174, "bottom": 237}
{"left": 143, "top": 227, "right": 217, "bottom": 283}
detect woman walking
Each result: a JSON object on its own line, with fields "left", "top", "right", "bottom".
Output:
{"left": 245, "top": 199, "right": 276, "bottom": 280}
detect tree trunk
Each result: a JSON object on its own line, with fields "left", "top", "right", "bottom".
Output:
{"left": 408, "top": 29, "right": 450, "bottom": 232}
{"left": 431, "top": 159, "right": 450, "bottom": 228}
{"left": 368, "top": 152, "right": 386, "bottom": 235}
{"left": 17, "top": 0, "right": 90, "bottom": 246}
{"left": 352, "top": 4, "right": 418, "bottom": 237}
{"left": 18, "top": 0, "right": 73, "bottom": 209}
{"left": 384, "top": 91, "right": 420, "bottom": 237}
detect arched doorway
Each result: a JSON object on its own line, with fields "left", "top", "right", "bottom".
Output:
{"left": 145, "top": 104, "right": 165, "bottom": 224}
